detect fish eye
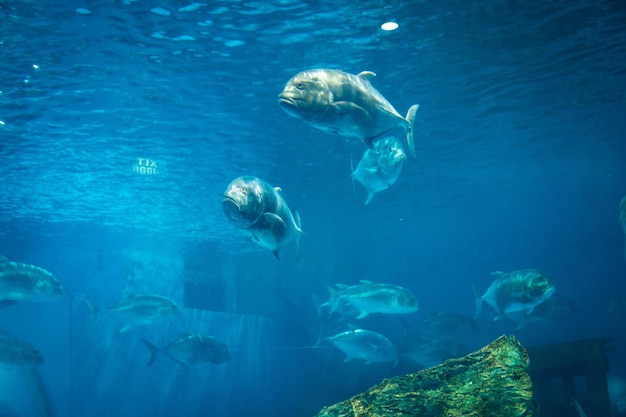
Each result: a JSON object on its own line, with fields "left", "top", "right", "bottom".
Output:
{"left": 295, "top": 82, "right": 305, "bottom": 90}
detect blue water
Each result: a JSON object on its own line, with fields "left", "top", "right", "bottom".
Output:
{"left": 1, "top": 0, "right": 625, "bottom": 416}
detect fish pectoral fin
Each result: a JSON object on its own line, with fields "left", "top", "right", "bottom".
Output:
{"left": 262, "top": 212, "right": 287, "bottom": 229}
{"left": 526, "top": 306, "right": 535, "bottom": 315}
{"left": 356, "top": 311, "right": 369, "bottom": 319}
{"left": 331, "top": 101, "right": 370, "bottom": 118}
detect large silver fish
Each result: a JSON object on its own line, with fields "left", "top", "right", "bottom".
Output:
{"left": 88, "top": 294, "right": 182, "bottom": 332}
{"left": 223, "top": 176, "right": 303, "bottom": 260}
{"left": 0, "top": 256, "right": 64, "bottom": 304}
{"left": 352, "top": 136, "right": 406, "bottom": 204}
{"left": 474, "top": 269, "right": 556, "bottom": 321}
{"left": 619, "top": 196, "right": 626, "bottom": 259}
{"left": 322, "top": 280, "right": 418, "bottom": 319}
{"left": 278, "top": 69, "right": 419, "bottom": 157}
{"left": 0, "top": 334, "right": 44, "bottom": 369}
{"left": 142, "top": 332, "right": 230, "bottom": 367}
{"left": 326, "top": 328, "right": 396, "bottom": 364}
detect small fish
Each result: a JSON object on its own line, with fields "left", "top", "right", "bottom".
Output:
{"left": 278, "top": 69, "right": 419, "bottom": 157}
{"left": 474, "top": 269, "right": 556, "bottom": 321}
{"left": 326, "top": 328, "right": 396, "bottom": 364}
{"left": 322, "top": 280, "right": 418, "bottom": 319}
{"left": 352, "top": 136, "right": 406, "bottom": 204}
{"left": 619, "top": 196, "right": 626, "bottom": 259}
{"left": 0, "top": 256, "right": 64, "bottom": 303}
{"left": 223, "top": 176, "right": 303, "bottom": 260}
{"left": 87, "top": 294, "right": 182, "bottom": 332}
{"left": 142, "top": 332, "right": 231, "bottom": 367}
{"left": 414, "top": 312, "right": 478, "bottom": 341}
{"left": 0, "top": 334, "right": 44, "bottom": 369}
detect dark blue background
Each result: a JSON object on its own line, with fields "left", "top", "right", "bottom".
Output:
{"left": 1, "top": 0, "right": 625, "bottom": 416}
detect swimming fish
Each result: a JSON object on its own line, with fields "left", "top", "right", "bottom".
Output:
{"left": 400, "top": 336, "right": 470, "bottom": 369}
{"left": 142, "top": 332, "right": 231, "bottom": 367}
{"left": 278, "top": 69, "right": 419, "bottom": 157}
{"left": 474, "top": 269, "right": 556, "bottom": 321}
{"left": 87, "top": 294, "right": 182, "bottom": 332}
{"left": 506, "top": 293, "right": 578, "bottom": 329}
{"left": 619, "top": 196, "right": 626, "bottom": 259}
{"left": 352, "top": 136, "right": 406, "bottom": 204}
{"left": 0, "top": 334, "right": 44, "bottom": 369}
{"left": 0, "top": 256, "right": 64, "bottom": 303}
{"left": 223, "top": 176, "right": 303, "bottom": 260}
{"left": 414, "top": 312, "right": 478, "bottom": 341}
{"left": 322, "top": 280, "right": 418, "bottom": 319}
{"left": 326, "top": 328, "right": 396, "bottom": 364}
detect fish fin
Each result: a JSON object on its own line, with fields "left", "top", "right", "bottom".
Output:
{"left": 471, "top": 284, "right": 482, "bottom": 320}
{"left": 141, "top": 339, "right": 160, "bottom": 367}
{"left": 526, "top": 306, "right": 535, "bottom": 315}
{"left": 292, "top": 209, "right": 303, "bottom": 261}
{"left": 360, "top": 280, "right": 375, "bottom": 284}
{"left": 491, "top": 271, "right": 504, "bottom": 277}
{"left": 357, "top": 71, "right": 376, "bottom": 80}
{"left": 262, "top": 212, "right": 287, "bottom": 228}
{"left": 405, "top": 104, "right": 418, "bottom": 158}
{"left": 325, "top": 286, "right": 340, "bottom": 314}
{"left": 331, "top": 101, "right": 370, "bottom": 118}
{"left": 0, "top": 256, "right": 8, "bottom": 263}
{"left": 350, "top": 155, "right": 360, "bottom": 200}
{"left": 85, "top": 300, "right": 100, "bottom": 327}
{"left": 364, "top": 192, "right": 375, "bottom": 205}
{"left": 514, "top": 322, "right": 527, "bottom": 330}
{"left": 356, "top": 311, "right": 369, "bottom": 319}
{"left": 274, "top": 186, "right": 283, "bottom": 193}
{"left": 120, "top": 324, "right": 134, "bottom": 333}
{"left": 493, "top": 313, "right": 504, "bottom": 321}
{"left": 272, "top": 250, "right": 281, "bottom": 260}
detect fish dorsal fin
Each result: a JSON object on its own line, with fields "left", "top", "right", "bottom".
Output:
{"left": 274, "top": 186, "right": 282, "bottom": 193}
{"left": 491, "top": 271, "right": 504, "bottom": 277}
{"left": 347, "top": 324, "right": 360, "bottom": 331}
{"left": 335, "top": 284, "right": 348, "bottom": 289}
{"left": 0, "top": 256, "right": 9, "bottom": 263}
{"left": 357, "top": 71, "right": 376, "bottom": 80}
{"left": 179, "top": 330, "right": 193, "bottom": 338}
{"left": 359, "top": 280, "right": 375, "bottom": 285}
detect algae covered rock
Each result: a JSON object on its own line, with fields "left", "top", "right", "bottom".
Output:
{"left": 314, "top": 335, "right": 535, "bottom": 417}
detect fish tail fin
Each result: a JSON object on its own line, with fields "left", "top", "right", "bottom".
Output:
{"left": 364, "top": 192, "right": 375, "bottom": 205}
{"left": 85, "top": 300, "right": 100, "bottom": 327}
{"left": 471, "top": 283, "right": 482, "bottom": 320}
{"left": 350, "top": 155, "right": 360, "bottom": 202}
{"left": 141, "top": 339, "right": 160, "bottom": 367}
{"left": 405, "top": 104, "right": 419, "bottom": 158}
{"left": 293, "top": 210, "right": 303, "bottom": 261}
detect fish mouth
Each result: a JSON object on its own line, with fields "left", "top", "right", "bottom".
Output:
{"left": 278, "top": 94, "right": 299, "bottom": 108}
{"left": 222, "top": 197, "right": 242, "bottom": 218}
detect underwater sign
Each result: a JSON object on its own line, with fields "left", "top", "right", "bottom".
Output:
{"left": 133, "top": 158, "right": 159, "bottom": 175}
